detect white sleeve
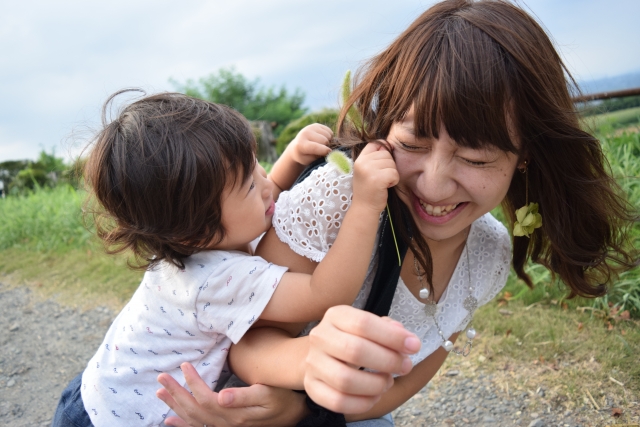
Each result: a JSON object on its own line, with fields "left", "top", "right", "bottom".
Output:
{"left": 477, "top": 220, "right": 512, "bottom": 307}
{"left": 273, "top": 163, "right": 354, "bottom": 263}
{"left": 195, "top": 255, "right": 288, "bottom": 344}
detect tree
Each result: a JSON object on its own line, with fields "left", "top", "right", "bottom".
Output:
{"left": 1, "top": 149, "right": 68, "bottom": 194}
{"left": 171, "top": 67, "right": 307, "bottom": 136}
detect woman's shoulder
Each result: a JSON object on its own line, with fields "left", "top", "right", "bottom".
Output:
{"left": 472, "top": 212, "right": 510, "bottom": 244}
{"left": 470, "top": 212, "right": 512, "bottom": 306}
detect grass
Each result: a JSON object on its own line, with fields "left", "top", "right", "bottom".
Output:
{"left": 582, "top": 106, "right": 640, "bottom": 135}
{"left": 434, "top": 299, "right": 640, "bottom": 424}
{"left": 0, "top": 185, "right": 142, "bottom": 308}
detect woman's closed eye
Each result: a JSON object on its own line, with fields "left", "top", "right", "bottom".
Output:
{"left": 461, "top": 157, "right": 489, "bottom": 166}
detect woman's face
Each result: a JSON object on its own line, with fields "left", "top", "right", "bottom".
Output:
{"left": 387, "top": 109, "right": 520, "bottom": 243}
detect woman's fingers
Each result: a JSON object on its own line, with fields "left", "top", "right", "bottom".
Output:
{"left": 309, "top": 324, "right": 411, "bottom": 376}
{"left": 156, "top": 373, "right": 200, "bottom": 424}
{"left": 162, "top": 416, "right": 192, "bottom": 427}
{"left": 158, "top": 366, "right": 226, "bottom": 426}
{"left": 325, "top": 306, "right": 420, "bottom": 356}
{"left": 217, "top": 383, "right": 269, "bottom": 408}
{"left": 306, "top": 339, "right": 394, "bottom": 396}
{"left": 303, "top": 306, "right": 419, "bottom": 414}
{"left": 181, "top": 363, "right": 221, "bottom": 408}
{"left": 304, "top": 374, "right": 383, "bottom": 415}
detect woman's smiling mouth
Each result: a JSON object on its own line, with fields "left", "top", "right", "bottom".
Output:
{"left": 412, "top": 193, "right": 467, "bottom": 223}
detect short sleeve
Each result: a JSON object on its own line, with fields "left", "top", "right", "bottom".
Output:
{"left": 273, "top": 163, "right": 353, "bottom": 262}
{"left": 196, "top": 254, "right": 287, "bottom": 344}
{"left": 477, "top": 218, "right": 512, "bottom": 307}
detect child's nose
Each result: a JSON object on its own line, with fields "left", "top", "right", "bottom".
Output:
{"left": 262, "top": 179, "right": 274, "bottom": 199}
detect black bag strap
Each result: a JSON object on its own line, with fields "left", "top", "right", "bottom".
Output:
{"left": 290, "top": 153, "right": 407, "bottom": 317}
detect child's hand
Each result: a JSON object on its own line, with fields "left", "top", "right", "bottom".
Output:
{"left": 352, "top": 142, "right": 399, "bottom": 213}
{"left": 286, "top": 123, "right": 333, "bottom": 166}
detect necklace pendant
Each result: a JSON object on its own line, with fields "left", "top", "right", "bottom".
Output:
{"left": 419, "top": 287, "right": 430, "bottom": 299}
{"left": 443, "top": 340, "right": 454, "bottom": 352}
{"left": 423, "top": 302, "right": 437, "bottom": 317}
{"left": 466, "top": 328, "right": 476, "bottom": 339}
{"left": 463, "top": 295, "right": 478, "bottom": 312}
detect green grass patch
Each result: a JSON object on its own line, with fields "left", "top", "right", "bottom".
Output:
{"left": 0, "top": 247, "right": 142, "bottom": 310}
{"left": 0, "top": 185, "right": 142, "bottom": 309}
{"left": 468, "top": 299, "right": 640, "bottom": 401}
{"left": 582, "top": 106, "right": 640, "bottom": 135}
{"left": 0, "top": 185, "right": 92, "bottom": 252}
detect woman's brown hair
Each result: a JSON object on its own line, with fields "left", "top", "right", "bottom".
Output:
{"left": 84, "top": 90, "right": 256, "bottom": 270}
{"left": 337, "top": 0, "right": 637, "bottom": 297}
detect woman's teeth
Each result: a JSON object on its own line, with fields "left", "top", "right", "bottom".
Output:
{"left": 419, "top": 201, "right": 459, "bottom": 217}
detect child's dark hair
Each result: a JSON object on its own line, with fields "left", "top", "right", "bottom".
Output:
{"left": 84, "top": 90, "right": 256, "bottom": 270}
{"left": 337, "top": 0, "right": 638, "bottom": 298}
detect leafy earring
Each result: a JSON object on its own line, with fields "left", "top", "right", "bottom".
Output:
{"left": 513, "top": 161, "right": 542, "bottom": 238}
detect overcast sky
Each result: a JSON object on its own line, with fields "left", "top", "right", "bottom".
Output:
{"left": 1, "top": 0, "right": 639, "bottom": 162}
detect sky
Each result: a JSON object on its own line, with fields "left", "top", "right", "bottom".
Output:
{"left": 1, "top": 0, "right": 639, "bottom": 162}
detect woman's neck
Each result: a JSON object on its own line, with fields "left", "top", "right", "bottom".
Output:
{"left": 401, "top": 225, "right": 470, "bottom": 303}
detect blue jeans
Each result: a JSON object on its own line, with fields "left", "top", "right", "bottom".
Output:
{"left": 347, "top": 413, "right": 394, "bottom": 426}
{"left": 52, "top": 373, "right": 94, "bottom": 427}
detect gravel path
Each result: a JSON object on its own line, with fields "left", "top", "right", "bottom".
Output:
{"left": 0, "top": 281, "right": 635, "bottom": 426}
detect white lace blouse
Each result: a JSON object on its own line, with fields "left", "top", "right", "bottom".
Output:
{"left": 273, "top": 163, "right": 511, "bottom": 365}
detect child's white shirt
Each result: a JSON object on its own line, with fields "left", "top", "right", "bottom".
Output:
{"left": 81, "top": 250, "right": 287, "bottom": 427}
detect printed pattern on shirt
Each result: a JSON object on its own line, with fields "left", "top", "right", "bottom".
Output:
{"left": 81, "top": 250, "right": 287, "bottom": 427}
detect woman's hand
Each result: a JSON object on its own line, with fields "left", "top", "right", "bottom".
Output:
{"left": 156, "top": 363, "right": 308, "bottom": 427}
{"left": 304, "top": 305, "right": 420, "bottom": 414}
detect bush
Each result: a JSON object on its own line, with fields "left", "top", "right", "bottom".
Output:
{"left": 276, "top": 109, "right": 339, "bottom": 155}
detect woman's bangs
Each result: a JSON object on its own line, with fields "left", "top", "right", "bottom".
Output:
{"left": 411, "top": 17, "right": 519, "bottom": 153}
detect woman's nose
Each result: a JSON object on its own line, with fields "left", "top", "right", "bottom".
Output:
{"left": 417, "top": 156, "right": 456, "bottom": 202}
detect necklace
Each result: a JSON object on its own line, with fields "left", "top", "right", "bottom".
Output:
{"left": 413, "top": 242, "right": 477, "bottom": 357}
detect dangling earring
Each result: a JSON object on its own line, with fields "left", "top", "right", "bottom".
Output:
{"left": 513, "top": 160, "right": 542, "bottom": 238}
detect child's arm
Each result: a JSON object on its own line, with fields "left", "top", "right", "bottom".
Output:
{"left": 259, "top": 142, "right": 399, "bottom": 323}
{"left": 268, "top": 123, "right": 332, "bottom": 200}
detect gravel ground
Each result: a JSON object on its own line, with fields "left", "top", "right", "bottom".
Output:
{"left": 1, "top": 281, "right": 636, "bottom": 426}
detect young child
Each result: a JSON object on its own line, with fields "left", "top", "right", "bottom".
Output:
{"left": 52, "top": 91, "right": 398, "bottom": 427}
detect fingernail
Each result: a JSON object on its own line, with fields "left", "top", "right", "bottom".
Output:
{"left": 404, "top": 336, "right": 420, "bottom": 353}
{"left": 219, "top": 391, "right": 234, "bottom": 406}
{"left": 157, "top": 376, "right": 166, "bottom": 387}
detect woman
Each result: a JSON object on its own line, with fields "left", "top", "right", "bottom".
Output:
{"left": 157, "top": 0, "right": 637, "bottom": 425}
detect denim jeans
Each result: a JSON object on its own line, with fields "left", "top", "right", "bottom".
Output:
{"left": 347, "top": 413, "right": 394, "bottom": 427}
{"left": 52, "top": 373, "right": 94, "bottom": 427}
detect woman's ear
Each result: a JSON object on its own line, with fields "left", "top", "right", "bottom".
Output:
{"left": 517, "top": 158, "right": 529, "bottom": 172}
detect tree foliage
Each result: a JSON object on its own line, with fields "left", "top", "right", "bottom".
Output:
{"left": 0, "top": 149, "right": 76, "bottom": 195}
{"left": 172, "top": 67, "right": 307, "bottom": 136}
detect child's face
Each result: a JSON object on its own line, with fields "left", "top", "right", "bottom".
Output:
{"left": 210, "top": 162, "right": 275, "bottom": 252}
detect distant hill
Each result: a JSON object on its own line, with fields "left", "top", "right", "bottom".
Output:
{"left": 578, "top": 70, "right": 640, "bottom": 95}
